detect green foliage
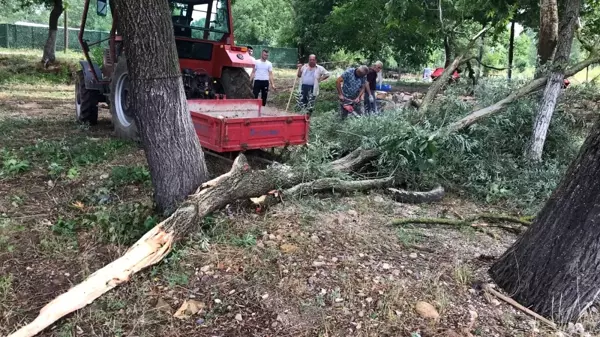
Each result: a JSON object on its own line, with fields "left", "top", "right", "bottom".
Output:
{"left": 232, "top": 0, "right": 292, "bottom": 45}
{"left": 110, "top": 165, "right": 151, "bottom": 187}
{"left": 87, "top": 203, "right": 157, "bottom": 244}
{"left": 25, "top": 137, "right": 130, "bottom": 178}
{"left": 0, "top": 54, "right": 77, "bottom": 85}
{"left": 298, "top": 79, "right": 588, "bottom": 212}
{"left": 0, "top": 149, "right": 30, "bottom": 176}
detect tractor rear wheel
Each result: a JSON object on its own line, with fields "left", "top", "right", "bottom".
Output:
{"left": 109, "top": 57, "right": 139, "bottom": 141}
{"left": 75, "top": 70, "right": 99, "bottom": 125}
{"left": 220, "top": 67, "right": 254, "bottom": 99}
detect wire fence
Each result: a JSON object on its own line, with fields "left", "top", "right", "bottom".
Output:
{"left": 0, "top": 23, "right": 299, "bottom": 66}
{"left": 0, "top": 23, "right": 110, "bottom": 51}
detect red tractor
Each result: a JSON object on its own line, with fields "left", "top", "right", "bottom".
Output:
{"left": 76, "top": 0, "right": 307, "bottom": 152}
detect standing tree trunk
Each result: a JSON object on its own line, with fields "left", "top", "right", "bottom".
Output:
{"left": 63, "top": 8, "right": 68, "bottom": 53}
{"left": 490, "top": 117, "right": 600, "bottom": 323}
{"left": 524, "top": 0, "right": 581, "bottom": 161}
{"left": 476, "top": 32, "right": 484, "bottom": 83}
{"left": 113, "top": 0, "right": 208, "bottom": 213}
{"left": 507, "top": 21, "right": 515, "bottom": 80}
{"left": 443, "top": 36, "right": 452, "bottom": 68}
{"left": 536, "top": 0, "right": 559, "bottom": 76}
{"left": 41, "top": 0, "right": 63, "bottom": 65}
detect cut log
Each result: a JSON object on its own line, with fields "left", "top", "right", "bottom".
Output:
{"left": 442, "top": 54, "right": 600, "bottom": 133}
{"left": 387, "top": 185, "right": 445, "bottom": 203}
{"left": 330, "top": 147, "right": 380, "bottom": 173}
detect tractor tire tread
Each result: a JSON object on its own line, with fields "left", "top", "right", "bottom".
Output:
{"left": 76, "top": 70, "right": 99, "bottom": 124}
{"left": 220, "top": 67, "right": 254, "bottom": 99}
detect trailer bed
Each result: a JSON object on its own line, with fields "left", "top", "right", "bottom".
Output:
{"left": 188, "top": 99, "right": 309, "bottom": 153}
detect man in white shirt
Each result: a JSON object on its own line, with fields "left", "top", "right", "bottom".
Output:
{"left": 296, "top": 54, "right": 330, "bottom": 115}
{"left": 249, "top": 49, "right": 276, "bottom": 106}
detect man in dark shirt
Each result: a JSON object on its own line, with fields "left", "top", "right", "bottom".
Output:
{"left": 365, "top": 61, "right": 383, "bottom": 114}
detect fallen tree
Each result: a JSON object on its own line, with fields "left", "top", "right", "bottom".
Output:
{"left": 440, "top": 53, "right": 600, "bottom": 133}
{"left": 8, "top": 149, "right": 443, "bottom": 337}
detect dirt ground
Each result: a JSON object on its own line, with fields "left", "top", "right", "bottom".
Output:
{"left": 0, "top": 58, "right": 584, "bottom": 337}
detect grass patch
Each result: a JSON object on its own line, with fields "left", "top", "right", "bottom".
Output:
{"left": 110, "top": 165, "right": 151, "bottom": 187}
{"left": 0, "top": 49, "right": 80, "bottom": 85}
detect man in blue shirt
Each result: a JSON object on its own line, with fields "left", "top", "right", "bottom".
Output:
{"left": 336, "top": 66, "right": 371, "bottom": 118}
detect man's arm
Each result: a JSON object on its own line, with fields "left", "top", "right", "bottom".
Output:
{"left": 319, "top": 66, "right": 330, "bottom": 82}
{"left": 336, "top": 76, "right": 344, "bottom": 100}
{"left": 356, "top": 83, "right": 367, "bottom": 103}
{"left": 297, "top": 64, "right": 303, "bottom": 78}
{"left": 249, "top": 67, "right": 255, "bottom": 82}
{"left": 269, "top": 67, "right": 276, "bottom": 90}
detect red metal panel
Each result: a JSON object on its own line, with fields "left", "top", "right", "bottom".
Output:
{"left": 188, "top": 99, "right": 309, "bottom": 153}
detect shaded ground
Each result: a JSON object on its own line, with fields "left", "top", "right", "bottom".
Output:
{"left": 0, "top": 52, "right": 591, "bottom": 337}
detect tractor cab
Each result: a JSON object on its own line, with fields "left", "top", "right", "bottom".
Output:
{"left": 169, "top": 0, "right": 230, "bottom": 43}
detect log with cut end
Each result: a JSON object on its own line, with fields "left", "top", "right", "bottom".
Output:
{"left": 7, "top": 149, "right": 402, "bottom": 337}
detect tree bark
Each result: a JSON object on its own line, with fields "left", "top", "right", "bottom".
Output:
{"left": 442, "top": 54, "right": 599, "bottom": 133}
{"left": 508, "top": 21, "right": 515, "bottom": 80}
{"left": 524, "top": 0, "right": 581, "bottom": 162}
{"left": 41, "top": 0, "right": 63, "bottom": 65}
{"left": 536, "top": 0, "right": 559, "bottom": 75}
{"left": 476, "top": 32, "right": 484, "bottom": 83}
{"left": 113, "top": 0, "right": 208, "bottom": 213}
{"left": 444, "top": 36, "right": 452, "bottom": 68}
{"left": 490, "top": 118, "right": 600, "bottom": 323}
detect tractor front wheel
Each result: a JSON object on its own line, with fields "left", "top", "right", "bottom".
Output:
{"left": 109, "top": 57, "right": 139, "bottom": 141}
{"left": 220, "top": 67, "right": 254, "bottom": 99}
{"left": 75, "top": 70, "right": 99, "bottom": 125}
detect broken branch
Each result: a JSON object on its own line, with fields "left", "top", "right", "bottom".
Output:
{"left": 483, "top": 284, "right": 557, "bottom": 330}
{"left": 442, "top": 53, "right": 600, "bottom": 133}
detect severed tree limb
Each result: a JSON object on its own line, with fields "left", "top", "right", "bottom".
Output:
{"left": 390, "top": 213, "right": 532, "bottom": 234}
{"left": 387, "top": 185, "right": 445, "bottom": 203}
{"left": 330, "top": 147, "right": 380, "bottom": 173}
{"left": 8, "top": 148, "right": 401, "bottom": 337}
{"left": 419, "top": 27, "right": 489, "bottom": 113}
{"left": 284, "top": 176, "right": 394, "bottom": 196}
{"left": 441, "top": 54, "right": 600, "bottom": 133}
{"left": 8, "top": 155, "right": 301, "bottom": 337}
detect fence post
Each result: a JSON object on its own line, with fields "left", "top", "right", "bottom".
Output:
{"left": 64, "top": 9, "right": 68, "bottom": 53}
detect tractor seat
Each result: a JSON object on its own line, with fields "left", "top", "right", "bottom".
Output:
{"left": 172, "top": 15, "right": 192, "bottom": 37}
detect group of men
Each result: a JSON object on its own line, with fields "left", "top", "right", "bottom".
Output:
{"left": 245, "top": 46, "right": 384, "bottom": 118}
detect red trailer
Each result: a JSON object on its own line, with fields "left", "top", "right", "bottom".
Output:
{"left": 189, "top": 99, "right": 309, "bottom": 153}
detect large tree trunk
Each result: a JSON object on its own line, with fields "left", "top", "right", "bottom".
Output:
{"left": 508, "top": 21, "right": 515, "bottom": 79}
{"left": 490, "top": 118, "right": 600, "bottom": 323}
{"left": 113, "top": 0, "right": 208, "bottom": 213}
{"left": 524, "top": 0, "right": 581, "bottom": 162}
{"left": 536, "top": 0, "right": 559, "bottom": 75}
{"left": 41, "top": 0, "right": 63, "bottom": 65}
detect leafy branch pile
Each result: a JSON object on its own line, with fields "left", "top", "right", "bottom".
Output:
{"left": 292, "top": 79, "right": 596, "bottom": 212}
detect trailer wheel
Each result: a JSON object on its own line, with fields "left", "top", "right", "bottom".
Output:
{"left": 110, "top": 57, "right": 139, "bottom": 141}
{"left": 220, "top": 67, "right": 254, "bottom": 99}
{"left": 75, "top": 70, "right": 99, "bottom": 125}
